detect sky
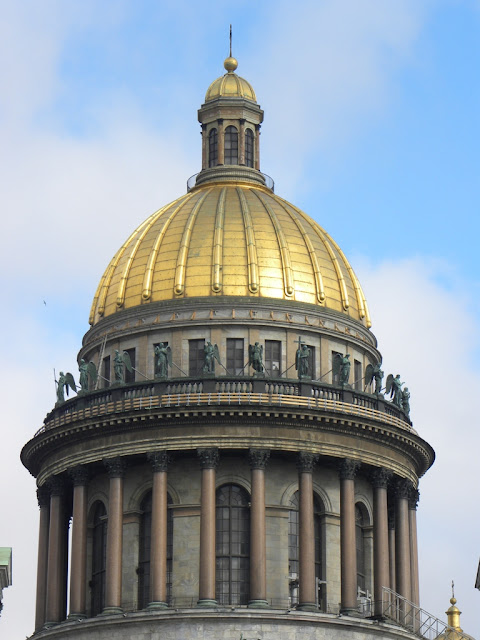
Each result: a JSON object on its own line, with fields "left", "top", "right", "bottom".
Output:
{"left": 1, "top": 0, "right": 479, "bottom": 636}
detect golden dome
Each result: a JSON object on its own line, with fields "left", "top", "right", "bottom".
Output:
{"left": 89, "top": 180, "right": 371, "bottom": 327}
{"left": 205, "top": 58, "right": 256, "bottom": 102}
{"left": 435, "top": 597, "right": 475, "bottom": 640}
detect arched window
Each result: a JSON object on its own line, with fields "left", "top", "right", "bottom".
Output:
{"left": 91, "top": 501, "right": 107, "bottom": 616}
{"left": 216, "top": 484, "right": 250, "bottom": 605}
{"left": 224, "top": 126, "right": 238, "bottom": 165}
{"left": 138, "top": 490, "right": 173, "bottom": 609}
{"left": 208, "top": 128, "right": 218, "bottom": 167}
{"left": 356, "top": 504, "right": 367, "bottom": 593}
{"left": 288, "top": 491, "right": 324, "bottom": 609}
{"left": 245, "top": 129, "right": 254, "bottom": 168}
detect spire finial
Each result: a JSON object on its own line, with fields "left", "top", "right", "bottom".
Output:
{"left": 230, "top": 24, "right": 232, "bottom": 57}
{"left": 224, "top": 24, "right": 238, "bottom": 73}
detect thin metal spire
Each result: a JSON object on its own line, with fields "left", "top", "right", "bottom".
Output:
{"left": 229, "top": 24, "right": 232, "bottom": 57}
{"left": 452, "top": 580, "right": 455, "bottom": 599}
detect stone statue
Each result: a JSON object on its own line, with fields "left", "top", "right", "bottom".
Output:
{"left": 154, "top": 343, "right": 172, "bottom": 378}
{"left": 203, "top": 342, "right": 220, "bottom": 374}
{"left": 114, "top": 350, "right": 133, "bottom": 384}
{"left": 333, "top": 353, "right": 351, "bottom": 386}
{"left": 386, "top": 374, "right": 404, "bottom": 408}
{"left": 365, "top": 362, "right": 384, "bottom": 394}
{"left": 56, "top": 371, "right": 76, "bottom": 405}
{"left": 295, "top": 343, "right": 310, "bottom": 378}
{"left": 402, "top": 387, "right": 411, "bottom": 417}
{"left": 78, "top": 359, "right": 97, "bottom": 392}
{"left": 248, "top": 342, "right": 264, "bottom": 373}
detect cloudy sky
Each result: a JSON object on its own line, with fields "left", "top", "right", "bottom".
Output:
{"left": 1, "top": 0, "right": 479, "bottom": 636}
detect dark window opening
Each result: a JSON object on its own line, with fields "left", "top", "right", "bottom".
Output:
{"left": 189, "top": 339, "right": 205, "bottom": 376}
{"left": 125, "top": 348, "right": 136, "bottom": 384}
{"left": 245, "top": 129, "right": 254, "bottom": 167}
{"left": 227, "top": 338, "right": 244, "bottom": 375}
{"left": 265, "top": 340, "right": 281, "bottom": 377}
{"left": 224, "top": 126, "right": 238, "bottom": 165}
{"left": 102, "top": 356, "right": 110, "bottom": 389}
{"left": 354, "top": 359, "right": 362, "bottom": 391}
{"left": 209, "top": 128, "right": 218, "bottom": 167}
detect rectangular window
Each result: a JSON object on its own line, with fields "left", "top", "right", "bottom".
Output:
{"left": 227, "top": 338, "right": 244, "bottom": 375}
{"left": 189, "top": 339, "right": 205, "bottom": 376}
{"left": 307, "top": 345, "right": 315, "bottom": 379}
{"left": 102, "top": 356, "right": 110, "bottom": 389}
{"left": 124, "top": 348, "right": 135, "bottom": 384}
{"left": 265, "top": 340, "right": 281, "bottom": 377}
{"left": 354, "top": 359, "right": 362, "bottom": 391}
{"left": 332, "top": 351, "right": 342, "bottom": 385}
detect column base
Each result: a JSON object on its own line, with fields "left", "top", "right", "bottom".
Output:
{"left": 146, "top": 601, "right": 168, "bottom": 611}
{"left": 99, "top": 606, "right": 123, "bottom": 616}
{"left": 340, "top": 606, "right": 361, "bottom": 617}
{"left": 67, "top": 613, "right": 87, "bottom": 620}
{"left": 298, "top": 602, "right": 317, "bottom": 612}
{"left": 196, "top": 599, "right": 218, "bottom": 607}
{"left": 42, "top": 621, "right": 60, "bottom": 629}
{"left": 248, "top": 599, "right": 270, "bottom": 609}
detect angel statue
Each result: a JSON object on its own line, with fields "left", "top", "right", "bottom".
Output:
{"left": 402, "top": 387, "right": 411, "bottom": 418}
{"left": 203, "top": 341, "right": 220, "bottom": 374}
{"left": 333, "top": 353, "right": 351, "bottom": 386}
{"left": 365, "top": 362, "right": 384, "bottom": 395}
{"left": 56, "top": 371, "right": 77, "bottom": 405}
{"left": 154, "top": 343, "right": 172, "bottom": 379}
{"left": 114, "top": 349, "right": 133, "bottom": 384}
{"left": 78, "top": 359, "right": 98, "bottom": 392}
{"left": 295, "top": 342, "right": 310, "bottom": 378}
{"left": 248, "top": 342, "right": 264, "bottom": 374}
{"left": 386, "top": 374, "right": 404, "bottom": 408}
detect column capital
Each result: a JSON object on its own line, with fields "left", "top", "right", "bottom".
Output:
{"left": 339, "top": 458, "right": 360, "bottom": 480}
{"left": 371, "top": 467, "right": 392, "bottom": 489}
{"left": 37, "top": 486, "right": 50, "bottom": 508}
{"left": 197, "top": 448, "right": 219, "bottom": 469}
{"left": 69, "top": 465, "right": 89, "bottom": 486}
{"left": 296, "top": 451, "right": 318, "bottom": 473}
{"left": 408, "top": 486, "right": 420, "bottom": 510}
{"left": 147, "top": 450, "right": 171, "bottom": 472}
{"left": 394, "top": 477, "right": 412, "bottom": 499}
{"left": 104, "top": 457, "right": 127, "bottom": 478}
{"left": 47, "top": 475, "right": 65, "bottom": 497}
{"left": 248, "top": 449, "right": 270, "bottom": 470}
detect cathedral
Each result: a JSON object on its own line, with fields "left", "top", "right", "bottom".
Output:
{"left": 21, "top": 52, "right": 471, "bottom": 640}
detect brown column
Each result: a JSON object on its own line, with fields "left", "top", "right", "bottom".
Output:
{"left": 339, "top": 459, "right": 360, "bottom": 615}
{"left": 239, "top": 119, "right": 246, "bottom": 165}
{"left": 248, "top": 449, "right": 270, "bottom": 608}
{"left": 103, "top": 457, "right": 127, "bottom": 614}
{"left": 409, "top": 488, "right": 420, "bottom": 607}
{"left": 372, "top": 468, "right": 391, "bottom": 617}
{"left": 44, "top": 476, "right": 66, "bottom": 626}
{"left": 218, "top": 120, "right": 225, "bottom": 165}
{"left": 147, "top": 451, "right": 170, "bottom": 609}
{"left": 197, "top": 448, "right": 219, "bottom": 606}
{"left": 35, "top": 487, "right": 50, "bottom": 631}
{"left": 201, "top": 124, "right": 207, "bottom": 170}
{"left": 388, "top": 504, "right": 396, "bottom": 592}
{"left": 297, "top": 452, "right": 318, "bottom": 610}
{"left": 254, "top": 125, "right": 261, "bottom": 170}
{"left": 68, "top": 466, "right": 89, "bottom": 619}
{"left": 395, "top": 479, "right": 412, "bottom": 602}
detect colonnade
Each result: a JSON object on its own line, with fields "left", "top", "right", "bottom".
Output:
{"left": 34, "top": 451, "right": 420, "bottom": 630}
{"left": 201, "top": 122, "right": 261, "bottom": 170}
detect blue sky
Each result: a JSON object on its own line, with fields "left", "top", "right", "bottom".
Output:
{"left": 1, "top": 1, "right": 480, "bottom": 636}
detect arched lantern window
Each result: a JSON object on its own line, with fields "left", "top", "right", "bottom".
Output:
{"left": 245, "top": 128, "right": 254, "bottom": 168}
{"left": 224, "top": 126, "right": 238, "bottom": 165}
{"left": 208, "top": 128, "right": 218, "bottom": 167}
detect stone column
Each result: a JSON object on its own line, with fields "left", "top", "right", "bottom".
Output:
{"left": 197, "top": 448, "right": 219, "bottom": 606}
{"left": 68, "top": 466, "right": 89, "bottom": 619}
{"left": 248, "top": 449, "right": 270, "bottom": 608}
{"left": 147, "top": 451, "right": 170, "bottom": 610}
{"left": 44, "top": 476, "right": 66, "bottom": 626}
{"left": 372, "top": 468, "right": 391, "bottom": 617}
{"left": 218, "top": 120, "right": 225, "bottom": 165}
{"left": 409, "top": 488, "right": 420, "bottom": 607}
{"left": 395, "top": 479, "right": 412, "bottom": 602}
{"left": 201, "top": 124, "right": 207, "bottom": 170}
{"left": 339, "top": 459, "right": 360, "bottom": 615}
{"left": 297, "top": 452, "right": 318, "bottom": 610}
{"left": 103, "top": 457, "right": 127, "bottom": 614}
{"left": 388, "top": 504, "right": 396, "bottom": 592}
{"left": 254, "top": 125, "right": 261, "bottom": 170}
{"left": 239, "top": 119, "right": 246, "bottom": 165}
{"left": 35, "top": 487, "right": 50, "bottom": 631}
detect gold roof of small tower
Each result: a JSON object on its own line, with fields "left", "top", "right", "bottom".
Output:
{"left": 205, "top": 57, "right": 257, "bottom": 102}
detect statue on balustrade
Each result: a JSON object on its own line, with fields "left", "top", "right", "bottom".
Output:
{"left": 55, "top": 371, "right": 76, "bottom": 406}
{"left": 333, "top": 353, "right": 351, "bottom": 386}
{"left": 365, "top": 361, "right": 384, "bottom": 395}
{"left": 402, "top": 387, "right": 411, "bottom": 417}
{"left": 154, "top": 343, "right": 172, "bottom": 379}
{"left": 386, "top": 373, "right": 404, "bottom": 408}
{"left": 295, "top": 342, "right": 311, "bottom": 379}
{"left": 78, "top": 359, "right": 97, "bottom": 392}
{"left": 203, "top": 342, "right": 220, "bottom": 374}
{"left": 248, "top": 342, "right": 264, "bottom": 374}
{"left": 114, "top": 349, "right": 133, "bottom": 384}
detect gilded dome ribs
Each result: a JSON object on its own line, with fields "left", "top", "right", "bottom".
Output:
{"left": 254, "top": 191, "right": 294, "bottom": 297}
{"left": 174, "top": 190, "right": 211, "bottom": 296}
{"left": 237, "top": 187, "right": 259, "bottom": 293}
{"left": 142, "top": 194, "right": 193, "bottom": 301}
{"left": 211, "top": 187, "right": 226, "bottom": 293}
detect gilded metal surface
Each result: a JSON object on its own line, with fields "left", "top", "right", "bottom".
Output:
{"left": 89, "top": 182, "right": 372, "bottom": 327}
{"left": 205, "top": 71, "right": 257, "bottom": 103}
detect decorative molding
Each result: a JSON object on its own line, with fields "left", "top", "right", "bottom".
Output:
{"left": 408, "top": 487, "right": 420, "bottom": 510}
{"left": 36, "top": 486, "right": 50, "bottom": 508}
{"left": 296, "top": 451, "right": 318, "bottom": 473}
{"left": 371, "top": 467, "right": 392, "bottom": 489}
{"left": 69, "top": 465, "right": 89, "bottom": 487}
{"left": 147, "top": 450, "right": 171, "bottom": 472}
{"left": 339, "top": 458, "right": 360, "bottom": 480}
{"left": 103, "top": 457, "right": 127, "bottom": 478}
{"left": 248, "top": 448, "right": 270, "bottom": 470}
{"left": 394, "top": 478, "right": 412, "bottom": 500}
{"left": 197, "top": 447, "right": 219, "bottom": 469}
{"left": 47, "top": 475, "right": 65, "bottom": 497}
